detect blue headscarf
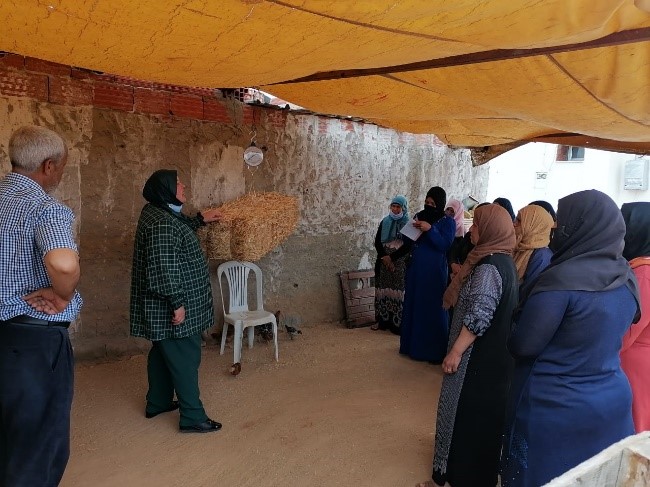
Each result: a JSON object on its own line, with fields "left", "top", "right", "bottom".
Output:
{"left": 380, "top": 195, "right": 409, "bottom": 243}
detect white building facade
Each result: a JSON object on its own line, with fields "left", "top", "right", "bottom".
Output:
{"left": 486, "top": 142, "right": 650, "bottom": 214}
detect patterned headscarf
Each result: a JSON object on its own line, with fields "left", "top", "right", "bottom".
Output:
{"left": 445, "top": 199, "right": 466, "bottom": 237}
{"left": 513, "top": 205, "right": 554, "bottom": 280}
{"left": 443, "top": 204, "right": 516, "bottom": 309}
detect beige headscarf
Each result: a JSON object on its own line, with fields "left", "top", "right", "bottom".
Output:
{"left": 443, "top": 204, "right": 516, "bottom": 309}
{"left": 513, "top": 205, "right": 554, "bottom": 280}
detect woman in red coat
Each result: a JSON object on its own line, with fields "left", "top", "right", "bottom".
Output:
{"left": 621, "top": 202, "right": 650, "bottom": 432}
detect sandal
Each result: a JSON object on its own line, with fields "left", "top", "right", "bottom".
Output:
{"left": 370, "top": 323, "right": 380, "bottom": 331}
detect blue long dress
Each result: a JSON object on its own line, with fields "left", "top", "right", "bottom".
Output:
{"left": 501, "top": 285, "right": 637, "bottom": 487}
{"left": 399, "top": 215, "right": 455, "bottom": 362}
{"left": 520, "top": 247, "right": 552, "bottom": 290}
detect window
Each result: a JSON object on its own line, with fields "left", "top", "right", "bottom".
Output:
{"left": 556, "top": 145, "right": 585, "bottom": 162}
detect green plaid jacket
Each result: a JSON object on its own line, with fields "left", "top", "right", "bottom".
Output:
{"left": 130, "top": 204, "right": 214, "bottom": 341}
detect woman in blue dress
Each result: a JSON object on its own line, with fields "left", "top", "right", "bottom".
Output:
{"left": 399, "top": 186, "right": 455, "bottom": 363}
{"left": 501, "top": 189, "right": 641, "bottom": 487}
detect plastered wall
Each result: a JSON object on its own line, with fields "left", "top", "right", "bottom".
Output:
{"left": 0, "top": 75, "right": 488, "bottom": 358}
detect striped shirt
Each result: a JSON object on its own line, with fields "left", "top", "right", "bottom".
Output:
{"left": 0, "top": 172, "right": 83, "bottom": 322}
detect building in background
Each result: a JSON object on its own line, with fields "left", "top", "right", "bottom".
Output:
{"left": 486, "top": 143, "right": 650, "bottom": 213}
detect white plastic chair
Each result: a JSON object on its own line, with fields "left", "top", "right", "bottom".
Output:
{"left": 217, "top": 261, "right": 278, "bottom": 363}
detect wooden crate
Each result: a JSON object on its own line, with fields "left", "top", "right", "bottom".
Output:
{"left": 339, "top": 269, "right": 375, "bottom": 328}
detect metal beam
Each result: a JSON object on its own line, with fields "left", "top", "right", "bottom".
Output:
{"left": 273, "top": 27, "right": 650, "bottom": 85}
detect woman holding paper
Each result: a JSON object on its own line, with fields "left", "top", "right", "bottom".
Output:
{"left": 399, "top": 187, "right": 456, "bottom": 362}
{"left": 372, "top": 195, "right": 410, "bottom": 333}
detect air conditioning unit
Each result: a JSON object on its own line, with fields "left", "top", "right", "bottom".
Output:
{"left": 623, "top": 158, "right": 649, "bottom": 190}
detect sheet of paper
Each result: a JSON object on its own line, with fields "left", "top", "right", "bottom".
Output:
{"left": 399, "top": 219, "right": 422, "bottom": 241}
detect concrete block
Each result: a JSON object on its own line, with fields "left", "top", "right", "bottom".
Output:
{"left": 545, "top": 432, "right": 650, "bottom": 486}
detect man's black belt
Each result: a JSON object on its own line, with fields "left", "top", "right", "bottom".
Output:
{"left": 1, "top": 315, "right": 71, "bottom": 329}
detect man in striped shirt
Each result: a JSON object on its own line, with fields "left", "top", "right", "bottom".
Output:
{"left": 0, "top": 126, "right": 82, "bottom": 486}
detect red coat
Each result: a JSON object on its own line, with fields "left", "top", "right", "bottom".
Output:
{"left": 621, "top": 258, "right": 650, "bottom": 433}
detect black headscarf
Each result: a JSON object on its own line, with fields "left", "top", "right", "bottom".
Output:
{"left": 529, "top": 200, "right": 557, "bottom": 222}
{"left": 622, "top": 202, "right": 650, "bottom": 260}
{"left": 493, "top": 197, "right": 516, "bottom": 221}
{"left": 142, "top": 169, "right": 182, "bottom": 207}
{"left": 417, "top": 186, "right": 446, "bottom": 223}
{"left": 527, "top": 189, "right": 640, "bottom": 321}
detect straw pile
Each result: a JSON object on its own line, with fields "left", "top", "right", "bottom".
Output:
{"left": 201, "top": 192, "right": 299, "bottom": 261}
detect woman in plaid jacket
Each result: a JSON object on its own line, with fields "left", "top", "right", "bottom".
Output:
{"left": 130, "top": 169, "right": 223, "bottom": 433}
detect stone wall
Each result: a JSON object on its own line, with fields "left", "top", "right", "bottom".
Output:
{"left": 0, "top": 55, "right": 489, "bottom": 358}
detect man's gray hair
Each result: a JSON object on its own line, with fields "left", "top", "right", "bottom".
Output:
{"left": 9, "top": 126, "right": 68, "bottom": 173}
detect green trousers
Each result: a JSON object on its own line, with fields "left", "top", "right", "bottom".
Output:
{"left": 146, "top": 333, "right": 208, "bottom": 427}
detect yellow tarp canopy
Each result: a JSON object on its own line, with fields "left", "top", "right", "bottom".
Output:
{"left": 2, "top": 0, "right": 650, "bottom": 150}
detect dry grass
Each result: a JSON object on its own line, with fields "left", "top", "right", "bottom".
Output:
{"left": 200, "top": 192, "right": 299, "bottom": 261}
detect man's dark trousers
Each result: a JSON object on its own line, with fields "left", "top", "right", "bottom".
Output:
{"left": 0, "top": 322, "right": 74, "bottom": 487}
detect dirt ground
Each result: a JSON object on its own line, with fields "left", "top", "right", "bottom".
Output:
{"left": 62, "top": 324, "right": 444, "bottom": 487}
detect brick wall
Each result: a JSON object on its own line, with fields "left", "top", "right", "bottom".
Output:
{"left": 0, "top": 51, "right": 448, "bottom": 146}
{"left": 0, "top": 52, "right": 233, "bottom": 123}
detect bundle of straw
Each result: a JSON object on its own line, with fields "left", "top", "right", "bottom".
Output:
{"left": 200, "top": 192, "right": 299, "bottom": 261}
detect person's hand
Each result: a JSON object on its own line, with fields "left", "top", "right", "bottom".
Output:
{"left": 381, "top": 255, "right": 395, "bottom": 272}
{"left": 172, "top": 306, "right": 186, "bottom": 326}
{"left": 200, "top": 208, "right": 224, "bottom": 223}
{"left": 414, "top": 220, "right": 431, "bottom": 232}
{"left": 450, "top": 263, "right": 462, "bottom": 276}
{"left": 23, "top": 287, "right": 70, "bottom": 315}
{"left": 442, "top": 350, "right": 462, "bottom": 374}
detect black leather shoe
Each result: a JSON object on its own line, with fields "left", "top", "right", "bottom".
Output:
{"left": 179, "top": 418, "right": 222, "bottom": 434}
{"left": 145, "top": 400, "right": 180, "bottom": 419}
